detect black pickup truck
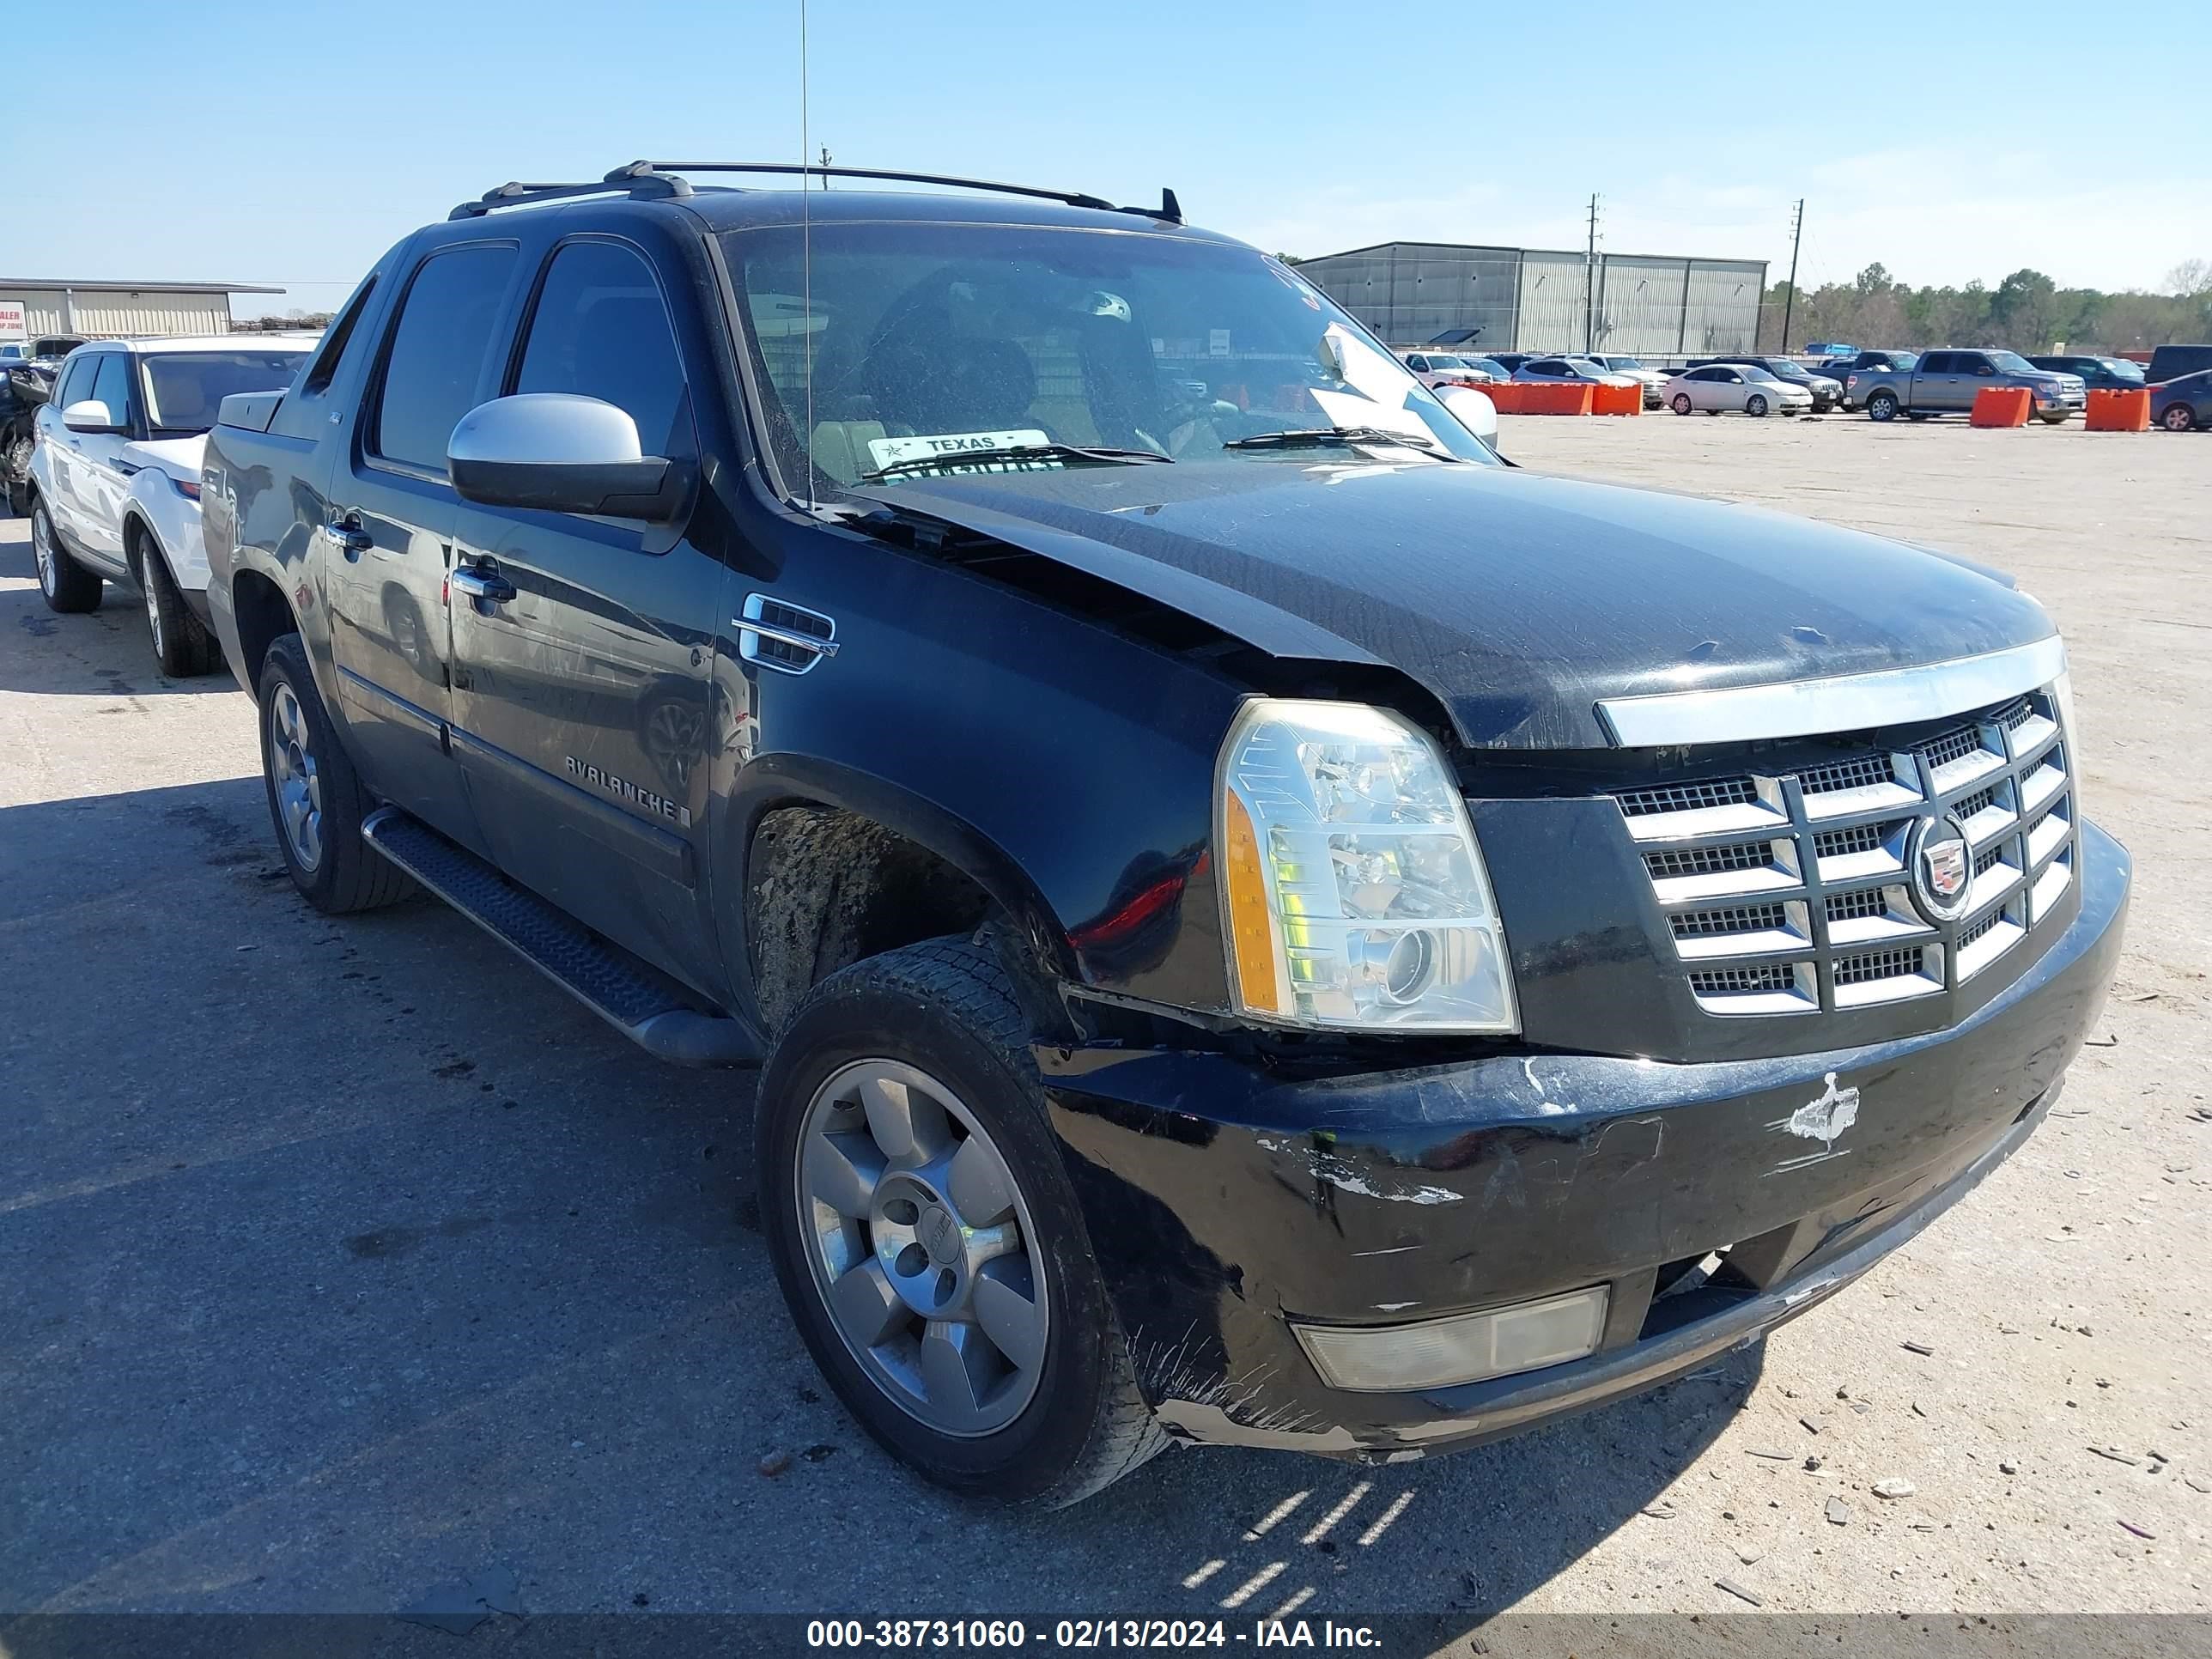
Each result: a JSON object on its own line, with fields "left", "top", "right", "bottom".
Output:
{"left": 201, "top": 162, "right": 2129, "bottom": 1508}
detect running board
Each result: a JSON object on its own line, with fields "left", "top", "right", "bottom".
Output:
{"left": 361, "top": 807, "right": 762, "bottom": 1067}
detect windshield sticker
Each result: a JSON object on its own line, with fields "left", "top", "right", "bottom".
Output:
{"left": 865, "top": 428, "right": 1055, "bottom": 477}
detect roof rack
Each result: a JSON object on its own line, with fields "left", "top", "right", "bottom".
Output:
{"left": 448, "top": 161, "right": 1181, "bottom": 223}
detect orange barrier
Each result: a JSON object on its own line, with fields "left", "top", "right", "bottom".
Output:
{"left": 1970, "top": 386, "right": 2033, "bottom": 428}
{"left": 1590, "top": 381, "right": 1642, "bottom": 416}
{"left": 2086, "top": 387, "right": 2151, "bottom": 431}
{"left": 1511, "top": 382, "right": 1595, "bottom": 416}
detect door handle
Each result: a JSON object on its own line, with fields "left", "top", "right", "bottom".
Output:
{"left": 451, "top": 565, "right": 516, "bottom": 605}
{"left": 324, "top": 516, "right": 373, "bottom": 556}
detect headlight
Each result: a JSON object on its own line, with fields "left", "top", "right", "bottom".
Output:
{"left": 1216, "top": 698, "right": 1517, "bottom": 1033}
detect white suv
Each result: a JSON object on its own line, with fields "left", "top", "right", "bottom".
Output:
{"left": 27, "top": 335, "right": 315, "bottom": 675}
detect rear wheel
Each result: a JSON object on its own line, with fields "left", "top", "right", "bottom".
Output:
{"left": 30, "top": 500, "right": 102, "bottom": 612}
{"left": 258, "top": 633, "right": 415, "bottom": 914}
{"left": 1866, "top": 391, "right": 1900, "bottom": 422}
{"left": 2163, "top": 402, "right": 2197, "bottom": 432}
{"left": 5, "top": 434, "right": 31, "bottom": 515}
{"left": 1671, "top": 392, "right": 1692, "bottom": 415}
{"left": 758, "top": 938, "right": 1170, "bottom": 1508}
{"left": 138, "top": 541, "right": 219, "bottom": 677}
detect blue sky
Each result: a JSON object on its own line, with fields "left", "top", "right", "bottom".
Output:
{"left": 15, "top": 1, "right": 2209, "bottom": 317}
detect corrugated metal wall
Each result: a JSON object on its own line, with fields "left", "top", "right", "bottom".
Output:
{"left": 1300, "top": 244, "right": 1765, "bottom": 357}
{"left": 0, "top": 288, "right": 235, "bottom": 338}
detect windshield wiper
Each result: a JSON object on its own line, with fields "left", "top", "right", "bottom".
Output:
{"left": 858, "top": 442, "right": 1172, "bottom": 483}
{"left": 1218, "top": 425, "right": 1462, "bottom": 459}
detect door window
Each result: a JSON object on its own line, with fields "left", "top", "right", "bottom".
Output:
{"left": 371, "top": 244, "right": 520, "bottom": 474}
{"left": 1965, "top": 356, "right": 1994, "bottom": 376}
{"left": 514, "top": 240, "right": 690, "bottom": 455}
{"left": 89, "top": 353, "right": 132, "bottom": 428}
{"left": 54, "top": 356, "right": 95, "bottom": 410}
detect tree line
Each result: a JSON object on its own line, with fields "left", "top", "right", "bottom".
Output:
{"left": 1763, "top": 260, "right": 2212, "bottom": 355}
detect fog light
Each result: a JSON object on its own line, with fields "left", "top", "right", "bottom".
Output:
{"left": 1293, "top": 1286, "right": 1609, "bottom": 1392}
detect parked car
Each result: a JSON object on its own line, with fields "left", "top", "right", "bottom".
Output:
{"left": 2028, "top": 355, "right": 2145, "bottom": 392}
{"left": 2146, "top": 343, "right": 2212, "bottom": 384}
{"left": 25, "top": 335, "right": 316, "bottom": 673}
{"left": 1398, "top": 349, "right": 1499, "bottom": 387}
{"left": 1690, "top": 356, "right": 1844, "bottom": 411}
{"left": 1850, "top": 349, "right": 2084, "bottom": 423}
{"left": 1481, "top": 351, "right": 1535, "bottom": 375}
{"left": 1513, "top": 355, "right": 1641, "bottom": 392}
{"left": 1582, "top": 354, "right": 1669, "bottom": 406}
{"left": 1662, "top": 362, "right": 1814, "bottom": 416}
{"left": 1822, "top": 349, "right": 1917, "bottom": 409}
{"left": 201, "top": 161, "right": 2124, "bottom": 1508}
{"left": 2151, "top": 369, "right": 2212, "bottom": 431}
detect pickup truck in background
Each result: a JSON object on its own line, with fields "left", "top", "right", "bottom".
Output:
{"left": 1850, "top": 349, "right": 2086, "bottom": 424}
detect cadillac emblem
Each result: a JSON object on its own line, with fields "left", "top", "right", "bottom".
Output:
{"left": 1909, "top": 811, "right": 1973, "bottom": 923}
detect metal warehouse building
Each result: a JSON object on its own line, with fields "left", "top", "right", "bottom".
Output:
{"left": 1297, "top": 242, "right": 1768, "bottom": 357}
{"left": 0, "top": 277, "right": 283, "bottom": 341}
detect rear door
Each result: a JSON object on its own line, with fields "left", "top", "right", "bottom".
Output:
{"left": 1914, "top": 351, "right": 1955, "bottom": 409}
{"left": 325, "top": 238, "right": 520, "bottom": 849}
{"left": 447, "top": 233, "right": 723, "bottom": 990}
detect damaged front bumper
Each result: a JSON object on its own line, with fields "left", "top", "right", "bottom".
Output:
{"left": 1042, "top": 821, "right": 2130, "bottom": 1461}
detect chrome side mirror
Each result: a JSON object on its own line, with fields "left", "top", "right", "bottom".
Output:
{"left": 447, "top": 393, "right": 685, "bottom": 521}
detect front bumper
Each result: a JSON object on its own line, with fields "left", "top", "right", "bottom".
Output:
{"left": 1043, "top": 821, "right": 2129, "bottom": 1460}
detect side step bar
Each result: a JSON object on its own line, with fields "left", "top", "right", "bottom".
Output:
{"left": 362, "top": 807, "right": 763, "bottom": 1067}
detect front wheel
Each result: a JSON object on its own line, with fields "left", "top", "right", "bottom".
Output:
{"left": 757, "top": 939, "right": 1170, "bottom": 1508}
{"left": 1671, "top": 392, "right": 1692, "bottom": 415}
{"left": 1746, "top": 394, "right": 1769, "bottom": 417}
{"left": 2162, "top": 403, "right": 2197, "bottom": 432}
{"left": 140, "top": 544, "right": 220, "bottom": 677}
{"left": 1866, "top": 391, "right": 1900, "bottom": 422}
{"left": 2039, "top": 411, "right": 2070, "bottom": 425}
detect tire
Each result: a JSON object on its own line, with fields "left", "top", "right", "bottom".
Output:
{"left": 1866, "top": 391, "right": 1900, "bottom": 422}
{"left": 757, "top": 937, "right": 1170, "bottom": 1508}
{"left": 137, "top": 539, "right": 220, "bottom": 678}
{"left": 258, "top": 633, "right": 416, "bottom": 914}
{"left": 2039, "top": 412, "right": 2069, "bottom": 426}
{"left": 5, "top": 434, "right": 30, "bottom": 515}
{"left": 2163, "top": 403, "right": 2197, "bottom": 432}
{"left": 30, "top": 499, "right": 102, "bottom": 612}
{"left": 1746, "top": 394, "right": 1769, "bottom": 418}
{"left": 1671, "top": 392, "right": 1692, "bottom": 416}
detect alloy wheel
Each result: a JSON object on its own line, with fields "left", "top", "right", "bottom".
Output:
{"left": 267, "top": 682, "right": 325, "bottom": 872}
{"left": 32, "top": 506, "right": 56, "bottom": 595}
{"left": 143, "top": 566, "right": 165, "bottom": 656}
{"left": 793, "top": 1058, "right": 1048, "bottom": 1437}
{"left": 2165, "top": 404, "right": 2196, "bottom": 432}
{"left": 1672, "top": 393, "right": 1692, "bottom": 416}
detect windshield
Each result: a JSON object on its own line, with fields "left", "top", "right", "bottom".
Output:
{"left": 2102, "top": 358, "right": 2145, "bottom": 380}
{"left": 726, "top": 223, "right": 1498, "bottom": 494}
{"left": 1564, "top": 358, "right": 1607, "bottom": 376}
{"left": 1986, "top": 350, "right": 2036, "bottom": 374}
{"left": 1603, "top": 356, "right": 1643, "bottom": 369}
{"left": 1742, "top": 365, "right": 1784, "bottom": 383}
{"left": 140, "top": 350, "right": 307, "bottom": 434}
{"left": 1765, "top": 361, "right": 1810, "bottom": 379}
{"left": 1425, "top": 355, "right": 1470, "bottom": 370}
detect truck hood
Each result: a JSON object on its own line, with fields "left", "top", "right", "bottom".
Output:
{"left": 121, "top": 433, "right": 206, "bottom": 486}
{"left": 854, "top": 458, "right": 2055, "bottom": 750}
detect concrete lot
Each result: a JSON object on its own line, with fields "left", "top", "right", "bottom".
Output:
{"left": 2, "top": 415, "right": 2207, "bottom": 1624}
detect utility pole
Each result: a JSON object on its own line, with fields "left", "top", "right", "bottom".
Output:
{"left": 1584, "top": 193, "right": 1601, "bottom": 354}
{"left": 1779, "top": 198, "right": 1805, "bottom": 352}
{"left": 819, "top": 145, "right": 832, "bottom": 187}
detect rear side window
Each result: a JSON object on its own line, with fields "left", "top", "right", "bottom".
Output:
{"left": 302, "top": 276, "right": 378, "bottom": 396}
{"left": 1921, "top": 352, "right": 1953, "bottom": 374}
{"left": 372, "top": 244, "right": 519, "bottom": 474}
{"left": 513, "top": 240, "right": 689, "bottom": 454}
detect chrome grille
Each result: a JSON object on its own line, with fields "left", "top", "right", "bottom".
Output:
{"left": 1613, "top": 684, "right": 2075, "bottom": 1016}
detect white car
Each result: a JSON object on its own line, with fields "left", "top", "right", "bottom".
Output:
{"left": 27, "top": 335, "right": 316, "bottom": 674}
{"left": 1397, "top": 349, "right": 1500, "bottom": 388}
{"left": 1512, "top": 355, "right": 1643, "bottom": 392}
{"left": 1583, "top": 354, "right": 1671, "bottom": 406}
{"left": 1662, "top": 362, "right": 1815, "bottom": 417}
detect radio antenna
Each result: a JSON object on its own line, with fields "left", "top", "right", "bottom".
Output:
{"left": 799, "top": 0, "right": 815, "bottom": 510}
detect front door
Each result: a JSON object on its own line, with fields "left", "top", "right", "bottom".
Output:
{"left": 325, "top": 240, "right": 520, "bottom": 850}
{"left": 447, "top": 236, "right": 722, "bottom": 993}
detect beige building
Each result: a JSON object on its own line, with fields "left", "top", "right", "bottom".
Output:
{"left": 0, "top": 277, "right": 284, "bottom": 341}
